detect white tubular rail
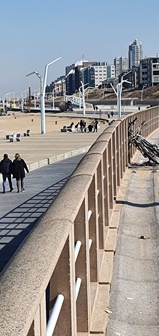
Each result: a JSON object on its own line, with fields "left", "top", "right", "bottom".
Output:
{"left": 88, "top": 210, "right": 92, "bottom": 221}
{"left": 75, "top": 277, "right": 82, "bottom": 301}
{"left": 46, "top": 294, "right": 64, "bottom": 336}
{"left": 89, "top": 239, "right": 92, "bottom": 249}
{"left": 74, "top": 240, "right": 82, "bottom": 262}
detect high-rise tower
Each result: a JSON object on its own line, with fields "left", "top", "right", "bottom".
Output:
{"left": 128, "top": 39, "right": 143, "bottom": 69}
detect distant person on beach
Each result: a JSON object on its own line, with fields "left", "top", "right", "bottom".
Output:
{"left": 0, "top": 154, "right": 13, "bottom": 194}
{"left": 80, "top": 119, "right": 86, "bottom": 132}
{"left": 94, "top": 119, "right": 98, "bottom": 132}
{"left": 12, "top": 153, "right": 29, "bottom": 193}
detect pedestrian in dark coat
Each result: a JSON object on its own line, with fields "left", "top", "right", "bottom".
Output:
{"left": 0, "top": 154, "right": 13, "bottom": 193}
{"left": 12, "top": 153, "right": 29, "bottom": 193}
{"left": 94, "top": 119, "right": 98, "bottom": 132}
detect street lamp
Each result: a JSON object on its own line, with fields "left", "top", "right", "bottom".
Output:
{"left": 26, "top": 57, "right": 61, "bottom": 134}
{"left": 110, "top": 77, "right": 132, "bottom": 119}
{"left": 141, "top": 84, "right": 147, "bottom": 101}
{"left": 80, "top": 81, "right": 89, "bottom": 116}
{"left": 21, "top": 89, "right": 28, "bottom": 111}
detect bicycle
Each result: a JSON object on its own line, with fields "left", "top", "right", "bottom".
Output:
{"left": 128, "top": 118, "right": 159, "bottom": 164}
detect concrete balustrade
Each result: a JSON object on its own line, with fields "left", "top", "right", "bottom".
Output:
{"left": 0, "top": 107, "right": 159, "bottom": 336}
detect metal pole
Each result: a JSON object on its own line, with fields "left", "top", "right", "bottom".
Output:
{"left": 74, "top": 240, "right": 82, "bottom": 262}
{"left": 117, "top": 83, "right": 122, "bottom": 119}
{"left": 46, "top": 294, "right": 64, "bottom": 336}
{"left": 141, "top": 84, "right": 146, "bottom": 101}
{"left": 79, "top": 89, "right": 81, "bottom": 109}
{"left": 26, "top": 57, "right": 61, "bottom": 134}
{"left": 75, "top": 278, "right": 82, "bottom": 300}
{"left": 42, "top": 57, "right": 62, "bottom": 133}
{"left": 80, "top": 81, "right": 85, "bottom": 117}
{"left": 40, "top": 76, "right": 45, "bottom": 134}
{"left": 52, "top": 89, "right": 55, "bottom": 109}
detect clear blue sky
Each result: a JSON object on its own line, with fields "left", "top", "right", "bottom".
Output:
{"left": 0, "top": 0, "right": 158, "bottom": 96}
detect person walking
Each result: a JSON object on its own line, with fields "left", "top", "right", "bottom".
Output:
{"left": 0, "top": 154, "right": 13, "bottom": 193}
{"left": 12, "top": 153, "right": 29, "bottom": 193}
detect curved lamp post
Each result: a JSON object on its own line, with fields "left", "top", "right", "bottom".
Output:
{"left": 141, "top": 84, "right": 147, "bottom": 101}
{"left": 110, "top": 77, "right": 131, "bottom": 119}
{"left": 80, "top": 81, "right": 89, "bottom": 116}
{"left": 26, "top": 57, "right": 61, "bottom": 134}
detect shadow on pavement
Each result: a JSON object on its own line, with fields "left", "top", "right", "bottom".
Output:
{"left": 0, "top": 176, "right": 68, "bottom": 275}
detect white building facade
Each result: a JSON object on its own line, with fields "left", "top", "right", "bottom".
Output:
{"left": 93, "top": 62, "right": 107, "bottom": 87}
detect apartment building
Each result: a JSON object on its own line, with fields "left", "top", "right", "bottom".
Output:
{"left": 65, "top": 60, "right": 107, "bottom": 94}
{"left": 114, "top": 57, "right": 128, "bottom": 77}
{"left": 140, "top": 56, "right": 159, "bottom": 87}
{"left": 107, "top": 64, "right": 115, "bottom": 79}
{"left": 93, "top": 62, "right": 107, "bottom": 87}
{"left": 128, "top": 39, "right": 143, "bottom": 69}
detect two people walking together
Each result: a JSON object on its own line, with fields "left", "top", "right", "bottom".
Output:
{"left": 0, "top": 153, "right": 29, "bottom": 193}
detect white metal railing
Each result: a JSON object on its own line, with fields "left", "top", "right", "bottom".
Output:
{"left": 65, "top": 95, "right": 93, "bottom": 108}
{"left": 74, "top": 240, "right": 82, "bottom": 262}
{"left": 46, "top": 294, "right": 64, "bottom": 336}
{"left": 88, "top": 210, "right": 92, "bottom": 221}
{"left": 75, "top": 278, "right": 82, "bottom": 300}
{"left": 89, "top": 239, "right": 92, "bottom": 249}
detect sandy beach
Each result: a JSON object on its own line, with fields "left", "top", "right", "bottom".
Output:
{"left": 0, "top": 112, "right": 80, "bottom": 136}
{"left": 0, "top": 112, "right": 107, "bottom": 165}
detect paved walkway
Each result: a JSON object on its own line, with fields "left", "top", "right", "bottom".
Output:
{"left": 0, "top": 112, "right": 107, "bottom": 274}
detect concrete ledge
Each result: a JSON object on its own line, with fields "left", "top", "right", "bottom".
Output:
{"left": 99, "top": 252, "right": 114, "bottom": 285}
{"left": 28, "top": 161, "right": 39, "bottom": 171}
{"left": 39, "top": 158, "right": 49, "bottom": 167}
{"left": 109, "top": 210, "right": 120, "bottom": 229}
{"left": 48, "top": 156, "right": 58, "bottom": 164}
{"left": 105, "top": 228, "right": 118, "bottom": 252}
{"left": 90, "top": 284, "right": 110, "bottom": 334}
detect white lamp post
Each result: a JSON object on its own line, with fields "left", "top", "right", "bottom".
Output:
{"left": 141, "top": 84, "right": 147, "bottom": 101}
{"left": 110, "top": 77, "right": 131, "bottom": 119}
{"left": 80, "top": 81, "right": 89, "bottom": 117}
{"left": 26, "top": 57, "right": 61, "bottom": 134}
{"left": 79, "top": 87, "right": 82, "bottom": 110}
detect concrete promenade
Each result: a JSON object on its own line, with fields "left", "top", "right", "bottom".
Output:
{"left": 0, "top": 111, "right": 107, "bottom": 274}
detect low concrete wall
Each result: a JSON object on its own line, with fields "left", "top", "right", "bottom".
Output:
{"left": 0, "top": 107, "right": 159, "bottom": 336}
